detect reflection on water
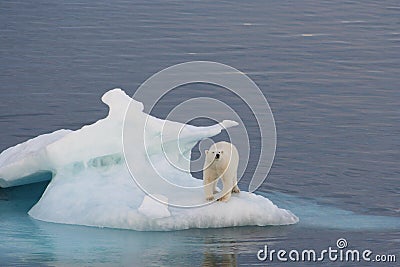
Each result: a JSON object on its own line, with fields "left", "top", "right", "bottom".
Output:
{"left": 0, "top": 189, "right": 8, "bottom": 201}
{"left": 203, "top": 251, "right": 236, "bottom": 267}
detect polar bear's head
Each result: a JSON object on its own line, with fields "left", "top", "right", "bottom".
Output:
{"left": 205, "top": 144, "right": 224, "bottom": 162}
{"left": 204, "top": 141, "right": 237, "bottom": 168}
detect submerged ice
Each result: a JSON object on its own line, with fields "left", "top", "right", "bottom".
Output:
{"left": 0, "top": 89, "right": 298, "bottom": 231}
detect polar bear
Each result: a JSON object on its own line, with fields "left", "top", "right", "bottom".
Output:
{"left": 203, "top": 141, "right": 240, "bottom": 202}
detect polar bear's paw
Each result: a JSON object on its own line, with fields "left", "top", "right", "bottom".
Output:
{"left": 232, "top": 187, "right": 240, "bottom": 194}
{"left": 217, "top": 195, "right": 231, "bottom": 202}
{"left": 206, "top": 196, "right": 215, "bottom": 201}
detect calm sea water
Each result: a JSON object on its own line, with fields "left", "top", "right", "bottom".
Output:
{"left": 0, "top": 0, "right": 399, "bottom": 266}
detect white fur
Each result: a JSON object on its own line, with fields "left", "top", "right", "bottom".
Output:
{"left": 203, "top": 141, "right": 240, "bottom": 202}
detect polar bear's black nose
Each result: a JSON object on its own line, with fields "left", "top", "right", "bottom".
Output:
{"left": 215, "top": 153, "right": 220, "bottom": 159}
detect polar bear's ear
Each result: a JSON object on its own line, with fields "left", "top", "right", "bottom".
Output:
{"left": 205, "top": 150, "right": 209, "bottom": 154}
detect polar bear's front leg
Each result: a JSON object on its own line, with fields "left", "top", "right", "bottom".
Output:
{"left": 203, "top": 168, "right": 216, "bottom": 201}
{"left": 217, "top": 174, "right": 233, "bottom": 202}
{"left": 213, "top": 180, "right": 219, "bottom": 194}
{"left": 232, "top": 173, "right": 240, "bottom": 194}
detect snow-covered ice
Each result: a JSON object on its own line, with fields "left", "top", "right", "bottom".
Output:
{"left": 0, "top": 89, "right": 298, "bottom": 231}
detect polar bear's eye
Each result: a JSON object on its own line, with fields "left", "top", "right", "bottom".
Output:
{"left": 212, "top": 151, "right": 214, "bottom": 154}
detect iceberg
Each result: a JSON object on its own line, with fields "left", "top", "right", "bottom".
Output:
{"left": 0, "top": 89, "right": 298, "bottom": 231}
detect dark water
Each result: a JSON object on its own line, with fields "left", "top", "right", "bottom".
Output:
{"left": 0, "top": 0, "right": 399, "bottom": 266}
